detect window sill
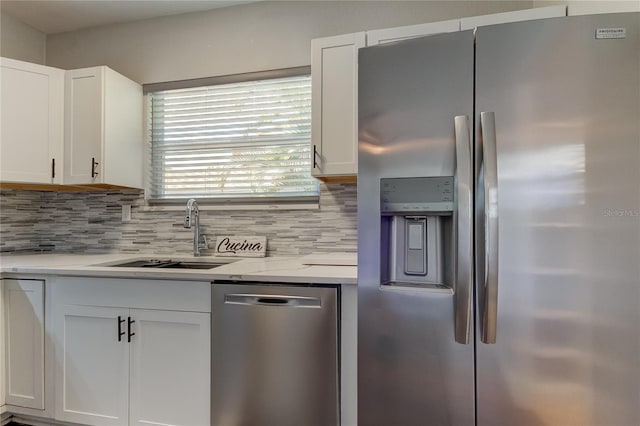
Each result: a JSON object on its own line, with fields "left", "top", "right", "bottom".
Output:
{"left": 140, "top": 202, "right": 320, "bottom": 212}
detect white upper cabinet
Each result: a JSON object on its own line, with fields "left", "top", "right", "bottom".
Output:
{"left": 310, "top": 7, "right": 568, "bottom": 180}
{"left": 460, "top": 5, "right": 566, "bottom": 30}
{"left": 312, "top": 23, "right": 462, "bottom": 181}
{"left": 0, "top": 58, "right": 64, "bottom": 184}
{"left": 1, "top": 60, "right": 143, "bottom": 189}
{"left": 367, "top": 19, "right": 460, "bottom": 46}
{"left": 564, "top": 2, "right": 639, "bottom": 15}
{"left": 64, "top": 66, "right": 143, "bottom": 188}
{"left": 311, "top": 32, "right": 365, "bottom": 180}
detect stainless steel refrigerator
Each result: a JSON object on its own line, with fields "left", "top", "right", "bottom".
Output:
{"left": 357, "top": 13, "right": 639, "bottom": 426}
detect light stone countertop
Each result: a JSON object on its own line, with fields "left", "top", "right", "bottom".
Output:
{"left": 0, "top": 252, "right": 357, "bottom": 285}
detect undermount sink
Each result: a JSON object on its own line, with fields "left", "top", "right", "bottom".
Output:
{"left": 157, "top": 261, "right": 223, "bottom": 269}
{"left": 106, "top": 259, "right": 225, "bottom": 269}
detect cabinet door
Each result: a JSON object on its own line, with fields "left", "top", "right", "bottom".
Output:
{"left": 0, "top": 280, "right": 4, "bottom": 408}
{"left": 367, "top": 19, "right": 460, "bottom": 45}
{"left": 64, "top": 67, "right": 104, "bottom": 185}
{"left": 102, "top": 68, "right": 143, "bottom": 189}
{"left": 54, "top": 304, "right": 129, "bottom": 426}
{"left": 0, "top": 58, "right": 64, "bottom": 184}
{"left": 311, "top": 32, "right": 365, "bottom": 178}
{"left": 3, "top": 279, "right": 44, "bottom": 410}
{"left": 459, "top": 5, "right": 566, "bottom": 30}
{"left": 129, "top": 309, "right": 210, "bottom": 426}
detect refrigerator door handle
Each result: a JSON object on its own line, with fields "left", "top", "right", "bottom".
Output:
{"left": 454, "top": 115, "right": 473, "bottom": 344}
{"left": 480, "top": 111, "right": 499, "bottom": 344}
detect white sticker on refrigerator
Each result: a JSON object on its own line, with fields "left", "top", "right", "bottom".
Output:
{"left": 596, "top": 28, "right": 626, "bottom": 39}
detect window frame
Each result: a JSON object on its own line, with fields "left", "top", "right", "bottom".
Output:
{"left": 143, "top": 66, "right": 318, "bottom": 206}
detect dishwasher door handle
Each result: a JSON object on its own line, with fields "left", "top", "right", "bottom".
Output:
{"left": 225, "top": 293, "right": 322, "bottom": 308}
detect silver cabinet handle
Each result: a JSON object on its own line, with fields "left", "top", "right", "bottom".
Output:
{"left": 224, "top": 293, "right": 322, "bottom": 308}
{"left": 454, "top": 116, "right": 473, "bottom": 345}
{"left": 480, "top": 112, "right": 499, "bottom": 344}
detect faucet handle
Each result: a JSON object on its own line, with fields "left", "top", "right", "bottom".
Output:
{"left": 200, "top": 234, "right": 209, "bottom": 250}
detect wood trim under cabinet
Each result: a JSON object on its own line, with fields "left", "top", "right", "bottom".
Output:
{"left": 317, "top": 175, "right": 357, "bottom": 184}
{"left": 0, "top": 182, "right": 143, "bottom": 192}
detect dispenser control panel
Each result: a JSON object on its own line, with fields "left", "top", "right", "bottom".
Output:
{"left": 380, "top": 177, "right": 454, "bottom": 213}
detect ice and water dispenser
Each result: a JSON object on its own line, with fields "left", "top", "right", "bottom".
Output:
{"left": 380, "top": 177, "right": 455, "bottom": 290}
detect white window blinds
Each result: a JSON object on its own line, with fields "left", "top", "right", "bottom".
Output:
{"left": 148, "top": 74, "right": 318, "bottom": 201}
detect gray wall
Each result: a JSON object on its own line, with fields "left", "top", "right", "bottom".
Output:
{"left": 46, "top": 1, "right": 532, "bottom": 83}
{"left": 0, "top": 12, "right": 46, "bottom": 64}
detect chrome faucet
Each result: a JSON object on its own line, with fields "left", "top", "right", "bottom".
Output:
{"left": 184, "top": 198, "right": 208, "bottom": 256}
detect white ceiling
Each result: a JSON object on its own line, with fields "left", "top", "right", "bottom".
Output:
{"left": 1, "top": 0, "right": 256, "bottom": 34}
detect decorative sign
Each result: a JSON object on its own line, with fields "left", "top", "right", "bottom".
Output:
{"left": 596, "top": 28, "right": 626, "bottom": 39}
{"left": 214, "top": 236, "right": 267, "bottom": 257}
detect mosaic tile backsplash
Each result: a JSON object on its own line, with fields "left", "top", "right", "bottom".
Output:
{"left": 0, "top": 183, "right": 357, "bottom": 256}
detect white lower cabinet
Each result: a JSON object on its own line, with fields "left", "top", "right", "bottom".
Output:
{"left": 129, "top": 310, "right": 210, "bottom": 426}
{"left": 3, "top": 279, "right": 45, "bottom": 410}
{"left": 0, "top": 279, "right": 4, "bottom": 411}
{"left": 55, "top": 305, "right": 130, "bottom": 426}
{"left": 52, "top": 278, "right": 211, "bottom": 426}
{"left": 64, "top": 66, "right": 143, "bottom": 188}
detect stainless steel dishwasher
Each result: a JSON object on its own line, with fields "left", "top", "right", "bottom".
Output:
{"left": 211, "top": 281, "right": 339, "bottom": 426}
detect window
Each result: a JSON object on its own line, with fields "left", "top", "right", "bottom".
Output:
{"left": 147, "top": 69, "right": 318, "bottom": 202}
